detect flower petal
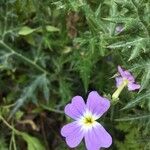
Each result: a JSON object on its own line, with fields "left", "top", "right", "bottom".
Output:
{"left": 115, "top": 77, "right": 123, "bottom": 87}
{"left": 124, "top": 71, "right": 135, "bottom": 82}
{"left": 128, "top": 83, "right": 140, "bottom": 91}
{"left": 86, "top": 91, "right": 110, "bottom": 118}
{"left": 118, "top": 66, "right": 125, "bottom": 77}
{"left": 61, "top": 121, "right": 84, "bottom": 148}
{"left": 118, "top": 66, "right": 135, "bottom": 82}
{"left": 65, "top": 96, "right": 86, "bottom": 120}
{"left": 84, "top": 122, "right": 112, "bottom": 150}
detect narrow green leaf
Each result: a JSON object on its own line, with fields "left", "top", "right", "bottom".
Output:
{"left": 115, "top": 114, "right": 150, "bottom": 122}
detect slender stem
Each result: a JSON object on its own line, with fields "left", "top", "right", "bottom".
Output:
{"left": 40, "top": 104, "right": 64, "bottom": 114}
{"left": 0, "top": 40, "right": 51, "bottom": 75}
{"left": 3, "top": 103, "right": 15, "bottom": 108}
{"left": 12, "top": 127, "right": 17, "bottom": 150}
{"left": 110, "top": 105, "right": 115, "bottom": 121}
{"left": 9, "top": 133, "right": 13, "bottom": 150}
{"left": 0, "top": 115, "right": 20, "bottom": 134}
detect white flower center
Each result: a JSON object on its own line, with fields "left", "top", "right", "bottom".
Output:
{"left": 78, "top": 110, "right": 97, "bottom": 131}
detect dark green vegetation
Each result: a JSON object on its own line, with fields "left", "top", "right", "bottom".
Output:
{"left": 0, "top": 0, "right": 150, "bottom": 149}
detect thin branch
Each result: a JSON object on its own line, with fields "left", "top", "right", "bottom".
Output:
{"left": 0, "top": 40, "right": 51, "bottom": 76}
{"left": 40, "top": 104, "right": 64, "bottom": 114}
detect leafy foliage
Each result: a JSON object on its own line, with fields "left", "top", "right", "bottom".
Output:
{"left": 0, "top": 0, "right": 149, "bottom": 149}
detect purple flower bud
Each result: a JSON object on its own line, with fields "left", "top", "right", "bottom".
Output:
{"left": 115, "top": 25, "right": 124, "bottom": 33}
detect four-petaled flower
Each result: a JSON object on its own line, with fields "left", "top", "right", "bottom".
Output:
{"left": 61, "top": 91, "right": 112, "bottom": 150}
{"left": 116, "top": 66, "right": 140, "bottom": 91}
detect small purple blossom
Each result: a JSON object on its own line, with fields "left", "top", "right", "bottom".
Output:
{"left": 116, "top": 66, "right": 140, "bottom": 91}
{"left": 61, "top": 91, "right": 112, "bottom": 150}
{"left": 115, "top": 25, "right": 124, "bottom": 33}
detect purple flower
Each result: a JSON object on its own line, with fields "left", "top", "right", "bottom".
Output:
{"left": 116, "top": 66, "right": 140, "bottom": 91}
{"left": 61, "top": 91, "right": 112, "bottom": 150}
{"left": 115, "top": 25, "right": 124, "bottom": 33}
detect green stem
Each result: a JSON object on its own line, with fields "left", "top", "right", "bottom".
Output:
{"left": 0, "top": 40, "right": 50, "bottom": 75}
{"left": 40, "top": 104, "right": 64, "bottom": 114}
{"left": 12, "top": 126, "right": 17, "bottom": 150}
{"left": 0, "top": 115, "right": 20, "bottom": 134}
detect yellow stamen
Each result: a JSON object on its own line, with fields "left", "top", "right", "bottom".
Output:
{"left": 84, "top": 117, "right": 94, "bottom": 125}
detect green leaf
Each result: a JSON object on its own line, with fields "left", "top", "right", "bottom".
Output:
{"left": 59, "top": 78, "right": 72, "bottom": 103}
{"left": 140, "top": 68, "right": 150, "bottom": 91}
{"left": 10, "top": 74, "right": 50, "bottom": 117}
{"left": 108, "top": 38, "right": 144, "bottom": 49}
{"left": 129, "top": 38, "right": 149, "bottom": 60}
{"left": 21, "top": 132, "right": 45, "bottom": 150}
{"left": 24, "top": 35, "right": 36, "bottom": 46}
{"left": 40, "top": 74, "right": 50, "bottom": 101}
{"left": 128, "top": 43, "right": 142, "bottom": 60}
{"left": 115, "top": 114, "right": 150, "bottom": 122}
{"left": 77, "top": 56, "right": 92, "bottom": 92}
{"left": 46, "top": 25, "right": 60, "bottom": 32}
{"left": 18, "top": 26, "right": 36, "bottom": 35}
{"left": 122, "top": 92, "right": 150, "bottom": 110}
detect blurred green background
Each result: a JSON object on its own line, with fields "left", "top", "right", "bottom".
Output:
{"left": 0, "top": 0, "right": 150, "bottom": 149}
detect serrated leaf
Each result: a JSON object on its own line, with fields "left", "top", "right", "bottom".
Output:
{"left": 122, "top": 92, "right": 150, "bottom": 110}
{"left": 18, "top": 26, "right": 36, "bottom": 35}
{"left": 103, "top": 17, "right": 132, "bottom": 23}
{"left": 128, "top": 43, "right": 142, "bottom": 60}
{"left": 108, "top": 38, "right": 144, "bottom": 49}
{"left": 129, "top": 38, "right": 149, "bottom": 60}
{"left": 10, "top": 74, "right": 50, "bottom": 117}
